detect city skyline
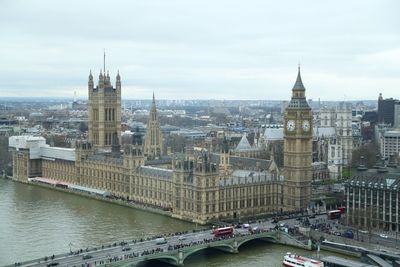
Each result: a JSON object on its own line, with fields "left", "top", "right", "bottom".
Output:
{"left": 0, "top": 0, "right": 399, "bottom": 100}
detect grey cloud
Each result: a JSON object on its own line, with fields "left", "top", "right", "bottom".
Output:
{"left": 0, "top": 0, "right": 399, "bottom": 100}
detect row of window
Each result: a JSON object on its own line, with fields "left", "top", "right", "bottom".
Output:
{"left": 177, "top": 197, "right": 277, "bottom": 213}
{"left": 90, "top": 108, "right": 116, "bottom": 122}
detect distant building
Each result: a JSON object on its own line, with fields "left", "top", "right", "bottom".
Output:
{"left": 71, "top": 101, "right": 87, "bottom": 111}
{"left": 319, "top": 103, "right": 353, "bottom": 167}
{"left": 312, "top": 162, "right": 329, "bottom": 182}
{"left": 380, "top": 129, "right": 400, "bottom": 158}
{"left": 345, "top": 159, "right": 400, "bottom": 232}
{"left": 394, "top": 104, "right": 400, "bottom": 129}
{"left": 0, "top": 118, "right": 17, "bottom": 125}
{"left": 377, "top": 93, "right": 399, "bottom": 126}
{"left": 313, "top": 127, "right": 342, "bottom": 178}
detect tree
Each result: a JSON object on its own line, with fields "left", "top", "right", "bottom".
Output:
{"left": 79, "top": 122, "right": 88, "bottom": 133}
{"left": 164, "top": 134, "right": 188, "bottom": 153}
{"left": 0, "top": 136, "right": 11, "bottom": 175}
{"left": 351, "top": 143, "right": 379, "bottom": 168}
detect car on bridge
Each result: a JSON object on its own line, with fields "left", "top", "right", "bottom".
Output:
{"left": 155, "top": 237, "right": 167, "bottom": 244}
{"left": 82, "top": 254, "right": 93, "bottom": 260}
{"left": 242, "top": 223, "right": 250, "bottom": 229}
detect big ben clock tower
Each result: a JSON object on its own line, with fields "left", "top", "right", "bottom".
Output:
{"left": 283, "top": 67, "right": 313, "bottom": 211}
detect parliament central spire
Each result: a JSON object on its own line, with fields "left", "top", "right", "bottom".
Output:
{"left": 143, "top": 92, "right": 164, "bottom": 160}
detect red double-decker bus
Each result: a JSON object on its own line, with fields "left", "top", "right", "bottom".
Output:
{"left": 338, "top": 206, "right": 346, "bottom": 214}
{"left": 212, "top": 227, "right": 234, "bottom": 237}
{"left": 327, "top": 210, "right": 341, "bottom": 220}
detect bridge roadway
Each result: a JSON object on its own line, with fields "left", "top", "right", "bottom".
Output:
{"left": 12, "top": 221, "right": 286, "bottom": 267}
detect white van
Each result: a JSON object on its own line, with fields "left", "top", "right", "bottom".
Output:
{"left": 155, "top": 237, "right": 167, "bottom": 244}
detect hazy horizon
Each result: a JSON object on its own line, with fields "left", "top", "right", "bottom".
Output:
{"left": 0, "top": 96, "right": 379, "bottom": 103}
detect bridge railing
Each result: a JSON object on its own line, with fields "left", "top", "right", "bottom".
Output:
{"left": 98, "top": 230, "right": 279, "bottom": 266}
{"left": 4, "top": 251, "right": 74, "bottom": 267}
{"left": 104, "top": 231, "right": 280, "bottom": 267}
{"left": 10, "top": 229, "right": 280, "bottom": 267}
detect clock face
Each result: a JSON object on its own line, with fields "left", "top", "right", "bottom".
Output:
{"left": 302, "top": 120, "right": 310, "bottom": 132}
{"left": 286, "top": 120, "right": 295, "bottom": 131}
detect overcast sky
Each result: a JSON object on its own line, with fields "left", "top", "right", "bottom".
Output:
{"left": 0, "top": 0, "right": 399, "bottom": 101}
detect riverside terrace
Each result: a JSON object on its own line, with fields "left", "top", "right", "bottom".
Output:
{"left": 6, "top": 224, "right": 310, "bottom": 267}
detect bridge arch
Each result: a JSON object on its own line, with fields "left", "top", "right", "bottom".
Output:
{"left": 118, "top": 255, "right": 179, "bottom": 267}
{"left": 181, "top": 243, "right": 235, "bottom": 262}
{"left": 236, "top": 235, "right": 278, "bottom": 250}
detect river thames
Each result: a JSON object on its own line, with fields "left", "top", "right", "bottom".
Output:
{"left": 0, "top": 178, "right": 344, "bottom": 266}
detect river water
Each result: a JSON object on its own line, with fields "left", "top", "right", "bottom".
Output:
{"left": 0, "top": 178, "right": 344, "bottom": 266}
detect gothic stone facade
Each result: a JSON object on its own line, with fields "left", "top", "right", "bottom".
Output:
{"left": 283, "top": 68, "right": 313, "bottom": 211}
{"left": 9, "top": 137, "right": 283, "bottom": 224}
{"left": 9, "top": 67, "right": 312, "bottom": 223}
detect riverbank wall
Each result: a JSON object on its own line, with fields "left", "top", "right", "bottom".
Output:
{"left": 5, "top": 176, "right": 205, "bottom": 225}
{"left": 277, "top": 231, "right": 312, "bottom": 251}
{"left": 309, "top": 229, "right": 400, "bottom": 257}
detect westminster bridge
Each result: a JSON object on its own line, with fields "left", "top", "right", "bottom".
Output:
{"left": 8, "top": 224, "right": 311, "bottom": 267}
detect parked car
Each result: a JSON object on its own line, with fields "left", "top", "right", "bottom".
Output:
{"left": 379, "top": 234, "right": 388, "bottom": 238}
{"left": 250, "top": 227, "right": 261, "bottom": 233}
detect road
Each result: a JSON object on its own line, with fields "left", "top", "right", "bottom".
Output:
{"left": 281, "top": 214, "right": 400, "bottom": 250}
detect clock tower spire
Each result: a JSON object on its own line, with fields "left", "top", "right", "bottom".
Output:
{"left": 283, "top": 67, "right": 313, "bottom": 211}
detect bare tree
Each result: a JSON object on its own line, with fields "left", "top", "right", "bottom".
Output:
{"left": 351, "top": 143, "right": 379, "bottom": 168}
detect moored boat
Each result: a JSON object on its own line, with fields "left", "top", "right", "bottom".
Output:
{"left": 283, "top": 252, "right": 324, "bottom": 267}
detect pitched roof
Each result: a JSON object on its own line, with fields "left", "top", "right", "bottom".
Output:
{"left": 287, "top": 67, "right": 311, "bottom": 110}
{"left": 138, "top": 166, "right": 173, "bottom": 179}
{"left": 210, "top": 153, "right": 272, "bottom": 170}
{"left": 235, "top": 134, "right": 252, "bottom": 151}
{"left": 264, "top": 128, "right": 284, "bottom": 140}
{"left": 292, "top": 67, "right": 305, "bottom": 91}
{"left": 347, "top": 167, "right": 400, "bottom": 190}
{"left": 313, "top": 127, "right": 336, "bottom": 137}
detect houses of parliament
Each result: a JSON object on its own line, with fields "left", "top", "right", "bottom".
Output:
{"left": 9, "top": 64, "right": 313, "bottom": 224}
